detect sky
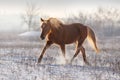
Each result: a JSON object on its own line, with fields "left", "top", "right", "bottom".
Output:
{"left": 0, "top": 0, "right": 120, "bottom": 31}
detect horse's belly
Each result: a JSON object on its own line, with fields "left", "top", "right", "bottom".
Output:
{"left": 64, "top": 36, "right": 78, "bottom": 44}
{"left": 64, "top": 41, "right": 76, "bottom": 44}
{"left": 52, "top": 37, "right": 77, "bottom": 44}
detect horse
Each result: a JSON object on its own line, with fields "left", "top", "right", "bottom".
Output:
{"left": 38, "top": 17, "right": 99, "bottom": 65}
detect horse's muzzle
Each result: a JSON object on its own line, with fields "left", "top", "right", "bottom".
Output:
{"left": 40, "top": 35, "right": 45, "bottom": 40}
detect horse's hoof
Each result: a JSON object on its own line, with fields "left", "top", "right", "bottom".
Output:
{"left": 38, "top": 59, "right": 41, "bottom": 63}
{"left": 65, "top": 59, "right": 69, "bottom": 64}
{"left": 68, "top": 62, "right": 72, "bottom": 65}
{"left": 85, "top": 62, "right": 91, "bottom": 66}
{"left": 36, "top": 59, "right": 41, "bottom": 65}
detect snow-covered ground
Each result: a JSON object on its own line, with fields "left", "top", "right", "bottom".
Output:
{"left": 19, "top": 31, "right": 41, "bottom": 37}
{"left": 0, "top": 47, "right": 120, "bottom": 80}
{"left": 0, "top": 32, "right": 120, "bottom": 80}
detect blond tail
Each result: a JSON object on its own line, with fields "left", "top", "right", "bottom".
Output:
{"left": 87, "top": 27, "right": 99, "bottom": 53}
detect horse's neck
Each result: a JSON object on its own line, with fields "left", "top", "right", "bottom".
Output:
{"left": 51, "top": 27, "right": 63, "bottom": 36}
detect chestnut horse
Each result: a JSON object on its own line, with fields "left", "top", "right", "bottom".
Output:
{"left": 38, "top": 17, "right": 99, "bottom": 65}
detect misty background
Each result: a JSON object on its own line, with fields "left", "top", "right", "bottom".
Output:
{"left": 0, "top": 0, "right": 120, "bottom": 37}
{"left": 0, "top": 1, "right": 120, "bottom": 80}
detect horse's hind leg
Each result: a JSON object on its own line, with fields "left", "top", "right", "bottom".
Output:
{"left": 71, "top": 37, "right": 89, "bottom": 65}
{"left": 70, "top": 46, "right": 80, "bottom": 63}
{"left": 80, "top": 46, "right": 90, "bottom": 65}
{"left": 70, "top": 41, "right": 82, "bottom": 63}
{"left": 71, "top": 45, "right": 89, "bottom": 65}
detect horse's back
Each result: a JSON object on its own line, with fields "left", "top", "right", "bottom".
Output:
{"left": 64, "top": 23, "right": 87, "bottom": 36}
{"left": 62, "top": 23, "right": 88, "bottom": 44}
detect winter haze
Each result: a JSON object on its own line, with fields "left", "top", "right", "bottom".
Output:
{"left": 0, "top": 0, "right": 120, "bottom": 80}
{"left": 0, "top": 0, "right": 120, "bottom": 31}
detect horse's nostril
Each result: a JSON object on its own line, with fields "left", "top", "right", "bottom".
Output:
{"left": 40, "top": 36, "right": 45, "bottom": 40}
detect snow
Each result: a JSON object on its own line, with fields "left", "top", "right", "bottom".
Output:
{"left": 19, "top": 31, "right": 41, "bottom": 37}
{"left": 0, "top": 61, "right": 119, "bottom": 80}
{"left": 0, "top": 46, "right": 119, "bottom": 80}
{"left": 0, "top": 36, "right": 120, "bottom": 80}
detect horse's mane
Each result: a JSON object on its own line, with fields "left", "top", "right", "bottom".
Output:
{"left": 48, "top": 18, "right": 63, "bottom": 29}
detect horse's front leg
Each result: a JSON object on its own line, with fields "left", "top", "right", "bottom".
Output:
{"left": 60, "top": 44, "right": 68, "bottom": 63}
{"left": 60, "top": 44, "right": 65, "bottom": 57}
{"left": 38, "top": 41, "right": 53, "bottom": 63}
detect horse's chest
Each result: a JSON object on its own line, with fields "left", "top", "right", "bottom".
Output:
{"left": 47, "top": 33, "right": 63, "bottom": 44}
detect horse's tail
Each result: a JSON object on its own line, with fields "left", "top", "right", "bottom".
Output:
{"left": 87, "top": 27, "right": 99, "bottom": 53}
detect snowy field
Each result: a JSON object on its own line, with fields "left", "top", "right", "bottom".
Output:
{"left": 0, "top": 32, "right": 120, "bottom": 80}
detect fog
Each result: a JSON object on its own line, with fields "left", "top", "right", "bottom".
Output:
{"left": 0, "top": 0, "right": 120, "bottom": 31}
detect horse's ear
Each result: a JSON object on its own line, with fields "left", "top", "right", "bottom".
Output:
{"left": 47, "top": 19, "right": 50, "bottom": 23}
{"left": 41, "top": 18, "right": 44, "bottom": 22}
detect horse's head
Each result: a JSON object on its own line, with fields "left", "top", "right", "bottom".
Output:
{"left": 40, "top": 18, "right": 51, "bottom": 40}
{"left": 40, "top": 17, "right": 63, "bottom": 40}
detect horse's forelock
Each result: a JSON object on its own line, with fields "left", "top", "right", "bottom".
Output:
{"left": 48, "top": 18, "right": 63, "bottom": 29}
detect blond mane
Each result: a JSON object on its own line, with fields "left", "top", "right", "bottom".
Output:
{"left": 48, "top": 18, "right": 63, "bottom": 29}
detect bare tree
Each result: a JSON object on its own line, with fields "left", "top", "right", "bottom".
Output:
{"left": 21, "top": 3, "right": 40, "bottom": 31}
